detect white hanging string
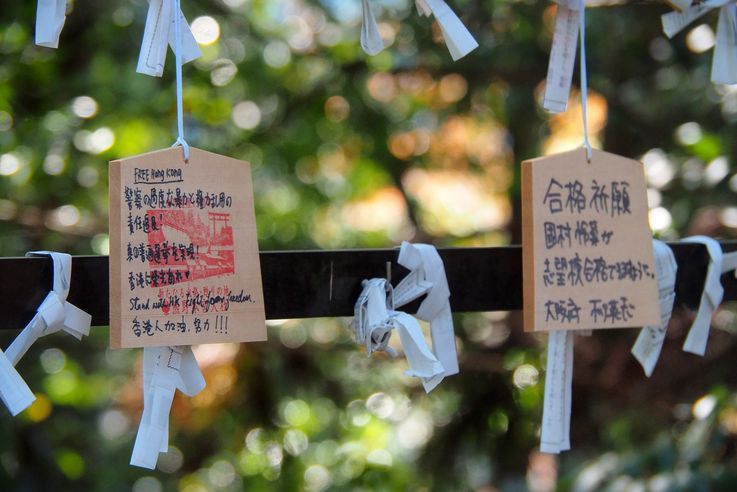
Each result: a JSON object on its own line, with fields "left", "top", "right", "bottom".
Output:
{"left": 578, "top": 0, "right": 592, "bottom": 162}
{"left": 171, "top": 0, "right": 189, "bottom": 162}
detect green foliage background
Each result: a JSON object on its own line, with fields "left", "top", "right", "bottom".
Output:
{"left": 2, "top": 1, "right": 737, "bottom": 491}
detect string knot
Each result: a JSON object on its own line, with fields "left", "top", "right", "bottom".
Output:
{"left": 172, "top": 137, "right": 189, "bottom": 162}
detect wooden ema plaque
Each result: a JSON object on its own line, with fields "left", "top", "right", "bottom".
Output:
{"left": 109, "top": 147, "right": 266, "bottom": 348}
{"left": 522, "top": 148, "right": 659, "bottom": 332}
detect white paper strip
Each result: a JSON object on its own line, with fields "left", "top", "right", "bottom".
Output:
{"left": 662, "top": 7, "right": 711, "bottom": 39}
{"left": 416, "top": 0, "right": 433, "bottom": 17}
{"left": 353, "top": 279, "right": 444, "bottom": 380}
{"left": 354, "top": 279, "right": 397, "bottom": 357}
{"left": 554, "top": 0, "right": 582, "bottom": 9}
{"left": 711, "top": 5, "right": 737, "bottom": 84}
{"left": 6, "top": 293, "right": 65, "bottom": 366}
{"left": 631, "top": 240, "right": 678, "bottom": 377}
{"left": 35, "top": 0, "right": 67, "bottom": 48}
{"left": 361, "top": 0, "right": 386, "bottom": 55}
{"left": 131, "top": 348, "right": 177, "bottom": 468}
{"left": 394, "top": 241, "right": 459, "bottom": 392}
{"left": 423, "top": 0, "right": 479, "bottom": 61}
{"left": 130, "top": 345, "right": 205, "bottom": 469}
{"left": 661, "top": 0, "right": 732, "bottom": 39}
{"left": 722, "top": 251, "right": 737, "bottom": 275}
{"left": 0, "top": 349, "right": 35, "bottom": 416}
{"left": 0, "top": 251, "right": 89, "bottom": 416}
{"left": 137, "top": 0, "right": 202, "bottom": 77}
{"left": 543, "top": 5, "right": 579, "bottom": 114}
{"left": 666, "top": 0, "right": 696, "bottom": 12}
{"left": 393, "top": 312, "right": 446, "bottom": 378}
{"left": 680, "top": 236, "right": 724, "bottom": 356}
{"left": 540, "top": 330, "right": 573, "bottom": 454}
{"left": 5, "top": 252, "right": 91, "bottom": 366}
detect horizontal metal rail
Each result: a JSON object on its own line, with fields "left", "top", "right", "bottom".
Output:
{"left": 0, "top": 242, "right": 735, "bottom": 330}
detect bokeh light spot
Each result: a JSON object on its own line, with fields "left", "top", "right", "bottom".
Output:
{"left": 191, "top": 16, "right": 220, "bottom": 46}
{"left": 71, "top": 96, "right": 98, "bottom": 119}
{"left": 686, "top": 24, "right": 715, "bottom": 53}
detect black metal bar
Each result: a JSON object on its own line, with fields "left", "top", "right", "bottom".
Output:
{"left": 0, "top": 242, "right": 735, "bottom": 330}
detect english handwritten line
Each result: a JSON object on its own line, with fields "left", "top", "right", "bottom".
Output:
{"left": 133, "top": 178, "right": 185, "bottom": 185}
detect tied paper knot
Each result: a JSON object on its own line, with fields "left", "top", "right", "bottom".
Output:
{"left": 661, "top": 0, "right": 737, "bottom": 85}
{"left": 354, "top": 279, "right": 445, "bottom": 383}
{"left": 137, "top": 0, "right": 201, "bottom": 78}
{"left": 679, "top": 236, "right": 737, "bottom": 356}
{"left": 631, "top": 240, "right": 678, "bottom": 377}
{"left": 353, "top": 242, "right": 459, "bottom": 392}
{"left": 0, "top": 251, "right": 91, "bottom": 416}
{"left": 394, "top": 241, "right": 458, "bottom": 391}
{"left": 361, "top": 0, "right": 478, "bottom": 60}
{"left": 131, "top": 345, "right": 205, "bottom": 469}
{"left": 5, "top": 251, "right": 91, "bottom": 366}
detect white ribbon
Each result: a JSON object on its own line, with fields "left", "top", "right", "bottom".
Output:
{"left": 35, "top": 0, "right": 67, "bottom": 48}
{"left": 631, "top": 240, "right": 678, "bottom": 377}
{"left": 130, "top": 345, "right": 205, "bottom": 469}
{"left": 540, "top": 330, "right": 574, "bottom": 454}
{"left": 5, "top": 252, "right": 91, "bottom": 366}
{"left": 415, "top": 0, "right": 479, "bottom": 61}
{"left": 137, "top": 0, "right": 201, "bottom": 78}
{"left": 361, "top": 0, "right": 386, "bottom": 56}
{"left": 393, "top": 241, "right": 458, "bottom": 392}
{"left": 353, "top": 279, "right": 445, "bottom": 384}
{"left": 679, "top": 236, "right": 737, "bottom": 356}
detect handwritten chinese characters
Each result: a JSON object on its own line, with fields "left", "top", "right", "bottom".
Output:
{"left": 109, "top": 147, "right": 266, "bottom": 348}
{"left": 522, "top": 149, "right": 659, "bottom": 332}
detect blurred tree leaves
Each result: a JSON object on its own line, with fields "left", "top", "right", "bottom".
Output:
{"left": 2, "top": 1, "right": 737, "bottom": 491}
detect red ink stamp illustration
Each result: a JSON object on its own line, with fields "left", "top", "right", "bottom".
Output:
{"left": 147, "top": 210, "right": 235, "bottom": 285}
